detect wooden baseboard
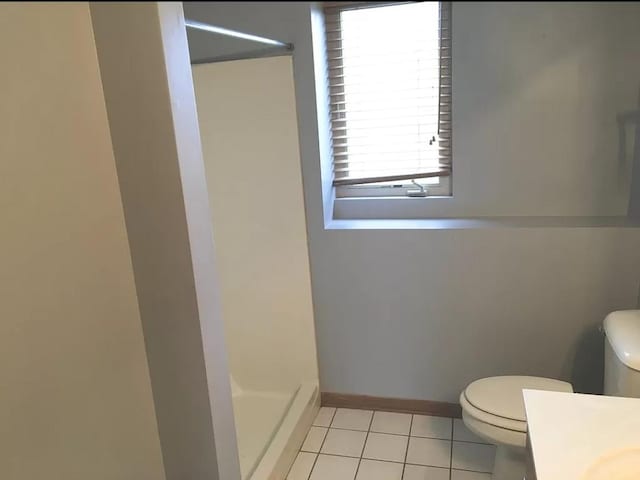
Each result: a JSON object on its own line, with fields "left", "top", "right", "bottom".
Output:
{"left": 321, "top": 392, "right": 462, "bottom": 418}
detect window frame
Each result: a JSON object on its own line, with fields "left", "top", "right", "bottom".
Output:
{"left": 324, "top": 1, "right": 453, "bottom": 201}
{"left": 335, "top": 176, "right": 451, "bottom": 198}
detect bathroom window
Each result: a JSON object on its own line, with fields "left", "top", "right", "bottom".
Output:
{"left": 324, "top": 1, "right": 452, "bottom": 198}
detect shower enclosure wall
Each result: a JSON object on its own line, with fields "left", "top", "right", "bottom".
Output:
{"left": 190, "top": 45, "right": 319, "bottom": 480}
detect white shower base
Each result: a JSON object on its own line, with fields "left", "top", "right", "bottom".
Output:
{"left": 232, "top": 381, "right": 319, "bottom": 480}
{"left": 234, "top": 390, "right": 292, "bottom": 478}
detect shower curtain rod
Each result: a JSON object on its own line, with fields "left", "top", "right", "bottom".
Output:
{"left": 184, "top": 19, "right": 293, "bottom": 50}
{"left": 190, "top": 47, "right": 292, "bottom": 66}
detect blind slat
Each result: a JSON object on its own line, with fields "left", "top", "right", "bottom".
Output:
{"left": 331, "top": 132, "right": 442, "bottom": 141}
{"left": 325, "top": 1, "right": 452, "bottom": 188}
{"left": 334, "top": 158, "right": 444, "bottom": 165}
{"left": 334, "top": 165, "right": 442, "bottom": 174}
{"left": 330, "top": 93, "right": 451, "bottom": 106}
{"left": 333, "top": 162, "right": 443, "bottom": 170}
{"left": 333, "top": 170, "right": 451, "bottom": 187}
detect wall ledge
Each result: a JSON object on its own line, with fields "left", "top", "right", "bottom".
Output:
{"left": 326, "top": 216, "right": 640, "bottom": 230}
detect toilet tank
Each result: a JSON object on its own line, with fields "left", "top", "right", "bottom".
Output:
{"left": 603, "top": 310, "right": 640, "bottom": 397}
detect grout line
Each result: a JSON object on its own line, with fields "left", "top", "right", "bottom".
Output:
{"left": 305, "top": 410, "right": 337, "bottom": 480}
{"left": 404, "top": 462, "right": 451, "bottom": 469}
{"left": 351, "top": 410, "right": 375, "bottom": 480}
{"left": 330, "top": 426, "right": 374, "bottom": 434}
{"left": 316, "top": 406, "right": 337, "bottom": 429}
{"left": 329, "top": 407, "right": 338, "bottom": 424}
{"left": 304, "top": 453, "right": 491, "bottom": 473}
{"left": 317, "top": 452, "right": 405, "bottom": 463}
{"left": 300, "top": 426, "right": 329, "bottom": 454}
{"left": 330, "top": 426, "right": 418, "bottom": 437}
{"left": 286, "top": 451, "right": 318, "bottom": 480}
{"left": 449, "top": 418, "right": 454, "bottom": 480}
{"left": 305, "top": 453, "right": 319, "bottom": 480}
{"left": 304, "top": 409, "right": 486, "bottom": 479}
{"left": 317, "top": 417, "right": 334, "bottom": 455}
{"left": 327, "top": 423, "right": 488, "bottom": 444}
{"left": 412, "top": 434, "right": 457, "bottom": 440}
{"left": 401, "top": 414, "right": 414, "bottom": 479}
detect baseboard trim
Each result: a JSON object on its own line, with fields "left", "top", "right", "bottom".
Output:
{"left": 321, "top": 392, "right": 462, "bottom": 418}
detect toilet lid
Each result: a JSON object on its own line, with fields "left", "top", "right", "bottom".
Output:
{"left": 464, "top": 376, "right": 573, "bottom": 422}
{"left": 460, "top": 392, "right": 529, "bottom": 433}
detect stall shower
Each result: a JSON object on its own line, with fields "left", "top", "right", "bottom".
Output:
{"left": 187, "top": 21, "right": 320, "bottom": 480}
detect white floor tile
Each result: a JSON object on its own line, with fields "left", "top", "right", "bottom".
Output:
{"left": 301, "top": 427, "right": 328, "bottom": 453}
{"left": 410, "top": 415, "right": 452, "bottom": 440}
{"left": 331, "top": 408, "right": 373, "bottom": 431}
{"left": 402, "top": 464, "right": 450, "bottom": 480}
{"left": 451, "top": 469, "right": 492, "bottom": 480}
{"left": 355, "top": 459, "right": 404, "bottom": 480}
{"left": 405, "top": 437, "right": 451, "bottom": 468}
{"left": 320, "top": 428, "right": 367, "bottom": 457}
{"left": 363, "top": 432, "right": 409, "bottom": 463}
{"left": 287, "top": 452, "right": 317, "bottom": 480}
{"left": 451, "top": 441, "right": 495, "bottom": 473}
{"left": 297, "top": 415, "right": 490, "bottom": 480}
{"left": 314, "top": 407, "right": 336, "bottom": 427}
{"left": 371, "top": 411, "right": 412, "bottom": 435}
{"left": 453, "top": 419, "right": 489, "bottom": 444}
{"left": 309, "top": 454, "right": 359, "bottom": 480}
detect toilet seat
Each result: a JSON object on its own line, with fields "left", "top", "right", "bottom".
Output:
{"left": 459, "top": 376, "right": 574, "bottom": 478}
{"left": 460, "top": 376, "right": 573, "bottom": 435}
{"left": 460, "top": 391, "right": 528, "bottom": 433}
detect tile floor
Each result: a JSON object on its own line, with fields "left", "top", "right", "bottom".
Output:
{"left": 287, "top": 407, "right": 496, "bottom": 480}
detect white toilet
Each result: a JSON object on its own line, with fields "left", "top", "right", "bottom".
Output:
{"left": 459, "top": 310, "right": 640, "bottom": 480}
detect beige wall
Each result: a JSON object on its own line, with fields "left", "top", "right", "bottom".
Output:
{"left": 192, "top": 57, "right": 319, "bottom": 393}
{"left": 0, "top": 3, "right": 165, "bottom": 479}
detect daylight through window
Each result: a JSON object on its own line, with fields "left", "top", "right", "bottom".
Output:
{"left": 324, "top": 2, "right": 452, "bottom": 197}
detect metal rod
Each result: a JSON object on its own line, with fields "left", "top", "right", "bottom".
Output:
{"left": 190, "top": 46, "right": 292, "bottom": 66}
{"left": 184, "top": 19, "right": 292, "bottom": 49}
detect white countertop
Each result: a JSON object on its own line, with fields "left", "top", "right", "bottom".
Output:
{"left": 523, "top": 390, "right": 640, "bottom": 480}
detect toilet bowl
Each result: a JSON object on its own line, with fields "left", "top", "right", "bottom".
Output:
{"left": 460, "top": 376, "right": 573, "bottom": 480}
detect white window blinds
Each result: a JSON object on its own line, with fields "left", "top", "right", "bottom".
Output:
{"left": 324, "top": 2, "right": 452, "bottom": 188}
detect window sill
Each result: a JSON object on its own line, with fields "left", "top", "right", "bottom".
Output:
{"left": 331, "top": 196, "right": 640, "bottom": 229}
{"left": 333, "top": 195, "right": 454, "bottom": 219}
{"left": 326, "top": 216, "right": 640, "bottom": 230}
